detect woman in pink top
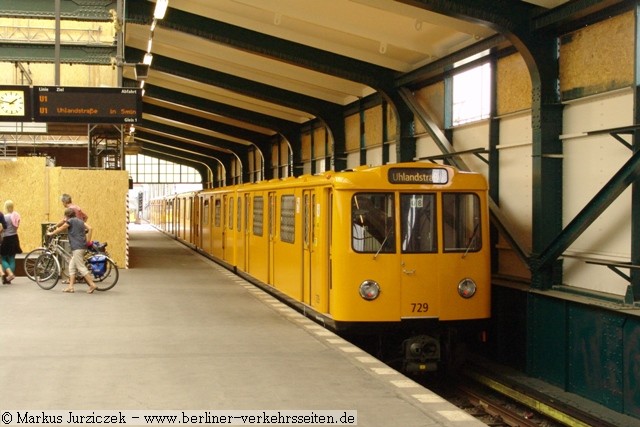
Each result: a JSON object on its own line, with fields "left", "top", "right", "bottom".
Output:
{"left": 1, "top": 200, "right": 22, "bottom": 284}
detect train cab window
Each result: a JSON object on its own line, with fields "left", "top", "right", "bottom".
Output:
{"left": 253, "top": 196, "right": 264, "bottom": 236}
{"left": 442, "top": 193, "right": 481, "bottom": 252}
{"left": 400, "top": 194, "right": 436, "bottom": 253}
{"left": 280, "top": 195, "right": 295, "bottom": 243}
{"left": 352, "top": 193, "right": 395, "bottom": 253}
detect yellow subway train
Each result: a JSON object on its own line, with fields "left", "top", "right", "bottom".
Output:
{"left": 149, "top": 162, "right": 491, "bottom": 372}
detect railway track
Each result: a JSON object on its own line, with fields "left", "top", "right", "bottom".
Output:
{"left": 441, "top": 378, "right": 563, "bottom": 427}
{"left": 423, "top": 364, "right": 623, "bottom": 427}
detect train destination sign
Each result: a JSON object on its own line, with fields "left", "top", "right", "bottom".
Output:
{"left": 33, "top": 86, "right": 142, "bottom": 123}
{"left": 388, "top": 168, "right": 449, "bottom": 185}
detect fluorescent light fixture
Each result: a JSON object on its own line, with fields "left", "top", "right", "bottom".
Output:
{"left": 154, "top": 0, "right": 169, "bottom": 19}
{"left": 143, "top": 53, "right": 153, "bottom": 65}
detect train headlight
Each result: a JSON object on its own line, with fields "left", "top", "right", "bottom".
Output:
{"left": 359, "top": 280, "right": 380, "bottom": 301}
{"left": 457, "top": 278, "right": 477, "bottom": 299}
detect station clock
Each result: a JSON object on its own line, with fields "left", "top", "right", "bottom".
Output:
{"left": 0, "top": 86, "right": 30, "bottom": 120}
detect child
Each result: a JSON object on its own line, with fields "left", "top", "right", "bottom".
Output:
{"left": 47, "top": 207, "right": 97, "bottom": 294}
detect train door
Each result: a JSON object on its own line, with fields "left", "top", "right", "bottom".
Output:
{"left": 302, "top": 189, "right": 329, "bottom": 311}
{"left": 399, "top": 193, "right": 439, "bottom": 319}
{"left": 222, "top": 194, "right": 228, "bottom": 260}
{"left": 224, "top": 196, "right": 235, "bottom": 264}
{"left": 193, "top": 196, "right": 201, "bottom": 248}
{"left": 201, "top": 196, "right": 212, "bottom": 254}
{"left": 267, "top": 191, "right": 276, "bottom": 285}
{"left": 302, "top": 190, "right": 314, "bottom": 305}
{"left": 244, "top": 194, "right": 251, "bottom": 271}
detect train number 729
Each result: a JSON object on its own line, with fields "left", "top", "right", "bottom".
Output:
{"left": 410, "top": 303, "right": 429, "bottom": 313}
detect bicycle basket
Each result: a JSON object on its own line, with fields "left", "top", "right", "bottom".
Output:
{"left": 88, "top": 254, "right": 107, "bottom": 277}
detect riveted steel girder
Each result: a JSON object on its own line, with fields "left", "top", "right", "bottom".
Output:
{"left": 127, "top": 48, "right": 342, "bottom": 122}
{"left": 142, "top": 102, "right": 272, "bottom": 147}
{"left": 125, "top": 1, "right": 405, "bottom": 166}
{"left": 0, "top": 43, "right": 115, "bottom": 64}
{"left": 125, "top": 1, "right": 398, "bottom": 90}
{"left": 138, "top": 119, "right": 241, "bottom": 154}
{"left": 0, "top": 0, "right": 117, "bottom": 21}
{"left": 400, "top": 0, "right": 564, "bottom": 288}
{"left": 139, "top": 83, "right": 302, "bottom": 138}
{"left": 128, "top": 48, "right": 347, "bottom": 168}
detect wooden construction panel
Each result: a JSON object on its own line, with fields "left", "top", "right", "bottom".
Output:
{"left": 497, "top": 53, "right": 532, "bottom": 116}
{"left": 345, "top": 113, "right": 360, "bottom": 152}
{"left": 364, "top": 105, "right": 382, "bottom": 148}
{"left": 560, "top": 11, "right": 633, "bottom": 100}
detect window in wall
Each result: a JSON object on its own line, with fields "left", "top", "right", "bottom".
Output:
{"left": 452, "top": 62, "right": 491, "bottom": 126}
{"left": 126, "top": 154, "right": 201, "bottom": 184}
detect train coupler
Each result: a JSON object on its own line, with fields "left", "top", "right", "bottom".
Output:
{"left": 403, "top": 335, "right": 441, "bottom": 374}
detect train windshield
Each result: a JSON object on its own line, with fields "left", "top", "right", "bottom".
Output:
{"left": 352, "top": 193, "right": 395, "bottom": 253}
{"left": 442, "top": 193, "right": 482, "bottom": 253}
{"left": 400, "top": 194, "right": 436, "bottom": 253}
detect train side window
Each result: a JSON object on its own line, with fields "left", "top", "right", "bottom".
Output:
{"left": 253, "top": 196, "right": 264, "bottom": 236}
{"left": 214, "top": 199, "right": 221, "bottom": 227}
{"left": 280, "top": 195, "right": 295, "bottom": 243}
{"left": 400, "top": 194, "right": 436, "bottom": 253}
{"left": 351, "top": 193, "right": 395, "bottom": 253}
{"left": 203, "top": 199, "right": 209, "bottom": 225}
{"left": 442, "top": 193, "right": 481, "bottom": 252}
{"left": 228, "top": 197, "right": 234, "bottom": 230}
{"left": 237, "top": 197, "right": 242, "bottom": 232}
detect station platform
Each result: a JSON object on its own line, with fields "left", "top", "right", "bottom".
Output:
{"left": 0, "top": 223, "right": 487, "bottom": 427}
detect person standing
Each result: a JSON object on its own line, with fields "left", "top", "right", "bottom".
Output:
{"left": 0, "top": 208, "right": 6, "bottom": 284}
{"left": 47, "top": 207, "right": 97, "bottom": 294}
{"left": 0, "top": 200, "right": 21, "bottom": 284}
{"left": 55, "top": 193, "right": 88, "bottom": 227}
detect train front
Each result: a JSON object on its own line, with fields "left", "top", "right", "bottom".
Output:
{"left": 330, "top": 163, "right": 491, "bottom": 371}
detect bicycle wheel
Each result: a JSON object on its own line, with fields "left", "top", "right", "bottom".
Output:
{"left": 34, "top": 253, "right": 61, "bottom": 290}
{"left": 93, "top": 258, "right": 119, "bottom": 291}
{"left": 23, "top": 248, "right": 46, "bottom": 281}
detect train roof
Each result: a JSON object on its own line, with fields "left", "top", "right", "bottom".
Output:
{"left": 193, "top": 162, "right": 487, "bottom": 194}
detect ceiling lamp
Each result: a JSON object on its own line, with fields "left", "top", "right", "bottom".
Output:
{"left": 154, "top": 0, "right": 169, "bottom": 20}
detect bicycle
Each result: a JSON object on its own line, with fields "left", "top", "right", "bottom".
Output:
{"left": 24, "top": 233, "right": 110, "bottom": 281}
{"left": 33, "top": 233, "right": 119, "bottom": 291}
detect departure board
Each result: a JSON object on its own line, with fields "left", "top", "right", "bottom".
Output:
{"left": 33, "top": 86, "right": 142, "bottom": 123}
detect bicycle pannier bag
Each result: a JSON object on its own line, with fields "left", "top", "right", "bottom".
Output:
{"left": 89, "top": 254, "right": 107, "bottom": 276}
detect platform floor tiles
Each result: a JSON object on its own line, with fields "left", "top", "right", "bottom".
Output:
{"left": 0, "top": 223, "right": 487, "bottom": 427}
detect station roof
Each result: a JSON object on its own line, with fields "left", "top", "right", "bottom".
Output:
{"left": 125, "top": 0, "right": 615, "bottom": 172}
{"left": 29, "top": 0, "right": 620, "bottom": 174}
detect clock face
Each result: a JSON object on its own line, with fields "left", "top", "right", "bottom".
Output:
{"left": 0, "top": 90, "right": 25, "bottom": 116}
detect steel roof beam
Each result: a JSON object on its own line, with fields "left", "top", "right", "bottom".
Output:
{"left": 127, "top": 48, "right": 342, "bottom": 122}
{"left": 139, "top": 83, "right": 302, "bottom": 138}
{"left": 142, "top": 102, "right": 273, "bottom": 148}
{"left": 0, "top": 0, "right": 117, "bottom": 21}
{"left": 125, "top": 2, "right": 398, "bottom": 89}
{"left": 137, "top": 120, "right": 243, "bottom": 154}
{"left": 0, "top": 43, "right": 114, "bottom": 64}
